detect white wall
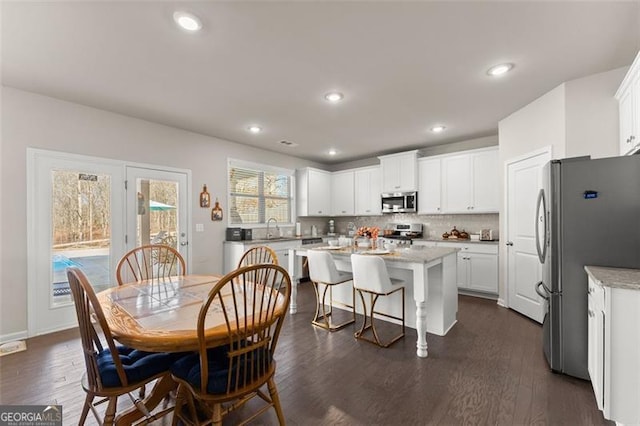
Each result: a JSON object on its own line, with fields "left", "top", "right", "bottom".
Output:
{"left": 0, "top": 87, "right": 322, "bottom": 339}
{"left": 565, "top": 67, "right": 627, "bottom": 159}
{"left": 497, "top": 67, "right": 625, "bottom": 303}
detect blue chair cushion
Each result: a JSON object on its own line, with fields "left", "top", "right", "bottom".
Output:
{"left": 97, "top": 346, "right": 188, "bottom": 388}
{"left": 171, "top": 344, "right": 272, "bottom": 394}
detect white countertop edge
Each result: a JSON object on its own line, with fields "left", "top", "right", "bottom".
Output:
{"left": 584, "top": 265, "right": 640, "bottom": 291}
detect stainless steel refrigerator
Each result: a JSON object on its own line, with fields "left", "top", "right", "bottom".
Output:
{"left": 534, "top": 155, "right": 640, "bottom": 380}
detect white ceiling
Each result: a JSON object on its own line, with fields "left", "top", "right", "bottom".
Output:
{"left": 3, "top": 1, "right": 639, "bottom": 164}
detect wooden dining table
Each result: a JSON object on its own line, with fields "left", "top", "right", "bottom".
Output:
{"left": 96, "top": 273, "right": 288, "bottom": 425}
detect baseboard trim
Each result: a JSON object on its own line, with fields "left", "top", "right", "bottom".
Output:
{"left": 497, "top": 298, "right": 507, "bottom": 308}
{"left": 0, "top": 330, "right": 28, "bottom": 345}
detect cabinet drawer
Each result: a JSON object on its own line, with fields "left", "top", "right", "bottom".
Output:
{"left": 437, "top": 242, "right": 498, "bottom": 255}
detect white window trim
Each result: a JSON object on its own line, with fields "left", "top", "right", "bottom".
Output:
{"left": 227, "top": 158, "right": 296, "bottom": 228}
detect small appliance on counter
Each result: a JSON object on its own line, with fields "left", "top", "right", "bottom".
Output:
{"left": 226, "top": 227, "right": 242, "bottom": 241}
{"left": 327, "top": 220, "right": 336, "bottom": 236}
{"left": 241, "top": 228, "right": 252, "bottom": 241}
{"left": 377, "top": 223, "right": 423, "bottom": 248}
{"left": 480, "top": 229, "right": 497, "bottom": 241}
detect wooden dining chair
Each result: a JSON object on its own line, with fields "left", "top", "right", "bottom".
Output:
{"left": 66, "top": 267, "right": 187, "bottom": 425}
{"left": 237, "top": 245, "right": 279, "bottom": 268}
{"left": 170, "top": 263, "right": 291, "bottom": 426}
{"left": 116, "top": 244, "right": 185, "bottom": 285}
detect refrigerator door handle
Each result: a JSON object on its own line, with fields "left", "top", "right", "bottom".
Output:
{"left": 535, "top": 281, "right": 551, "bottom": 300}
{"left": 535, "top": 188, "right": 548, "bottom": 264}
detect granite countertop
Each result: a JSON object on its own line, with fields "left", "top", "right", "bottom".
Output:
{"left": 224, "top": 236, "right": 329, "bottom": 245}
{"left": 414, "top": 238, "right": 500, "bottom": 245}
{"left": 584, "top": 265, "right": 640, "bottom": 291}
{"left": 295, "top": 243, "right": 458, "bottom": 264}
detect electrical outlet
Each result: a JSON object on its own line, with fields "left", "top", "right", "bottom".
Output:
{"left": 195, "top": 223, "right": 204, "bottom": 232}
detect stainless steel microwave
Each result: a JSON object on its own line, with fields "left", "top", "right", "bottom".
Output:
{"left": 381, "top": 192, "right": 417, "bottom": 214}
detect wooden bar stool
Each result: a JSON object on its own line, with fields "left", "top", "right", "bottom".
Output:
{"left": 306, "top": 250, "right": 355, "bottom": 331}
{"left": 350, "top": 254, "right": 405, "bottom": 347}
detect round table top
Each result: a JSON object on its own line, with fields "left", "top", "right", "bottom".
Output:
{"left": 97, "top": 274, "right": 286, "bottom": 352}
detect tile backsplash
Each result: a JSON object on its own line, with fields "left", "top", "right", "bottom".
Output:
{"left": 298, "top": 213, "right": 499, "bottom": 239}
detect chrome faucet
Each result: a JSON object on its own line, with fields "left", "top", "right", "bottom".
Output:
{"left": 266, "top": 217, "right": 278, "bottom": 239}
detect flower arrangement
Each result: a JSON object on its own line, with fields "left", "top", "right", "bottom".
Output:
{"left": 355, "top": 226, "right": 380, "bottom": 239}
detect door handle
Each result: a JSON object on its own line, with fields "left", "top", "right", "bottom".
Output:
{"left": 535, "top": 281, "right": 550, "bottom": 300}
{"left": 506, "top": 241, "right": 514, "bottom": 246}
{"left": 535, "top": 188, "right": 548, "bottom": 263}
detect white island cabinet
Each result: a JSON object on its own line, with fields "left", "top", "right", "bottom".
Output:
{"left": 584, "top": 266, "right": 640, "bottom": 425}
{"left": 289, "top": 245, "right": 458, "bottom": 358}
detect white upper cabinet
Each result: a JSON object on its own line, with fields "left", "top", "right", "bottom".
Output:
{"left": 441, "top": 147, "right": 499, "bottom": 213}
{"left": 331, "top": 170, "right": 355, "bottom": 216}
{"left": 354, "top": 166, "right": 381, "bottom": 216}
{"left": 417, "top": 157, "right": 442, "bottom": 214}
{"left": 616, "top": 51, "right": 640, "bottom": 156}
{"left": 379, "top": 150, "right": 418, "bottom": 193}
{"left": 296, "top": 168, "right": 331, "bottom": 216}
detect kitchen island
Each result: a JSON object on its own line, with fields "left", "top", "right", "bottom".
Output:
{"left": 288, "top": 244, "right": 458, "bottom": 357}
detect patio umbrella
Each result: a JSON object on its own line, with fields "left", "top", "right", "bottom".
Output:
{"left": 149, "top": 200, "right": 176, "bottom": 211}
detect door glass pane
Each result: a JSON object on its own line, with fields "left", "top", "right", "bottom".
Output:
{"left": 136, "top": 178, "right": 179, "bottom": 249}
{"left": 51, "top": 170, "right": 112, "bottom": 304}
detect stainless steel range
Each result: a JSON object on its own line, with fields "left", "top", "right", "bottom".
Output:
{"left": 378, "top": 223, "right": 423, "bottom": 248}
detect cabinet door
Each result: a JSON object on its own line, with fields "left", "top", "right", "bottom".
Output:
{"left": 308, "top": 169, "right": 331, "bottom": 216}
{"left": 457, "top": 252, "right": 469, "bottom": 289}
{"left": 354, "top": 167, "right": 380, "bottom": 215}
{"left": 619, "top": 87, "right": 635, "bottom": 155}
{"left": 467, "top": 252, "right": 498, "bottom": 293}
{"left": 471, "top": 149, "right": 499, "bottom": 212}
{"left": 380, "top": 151, "right": 417, "bottom": 192}
{"left": 418, "top": 158, "right": 441, "bottom": 214}
{"left": 442, "top": 154, "right": 471, "bottom": 213}
{"left": 331, "top": 171, "right": 354, "bottom": 216}
{"left": 588, "top": 280, "right": 605, "bottom": 411}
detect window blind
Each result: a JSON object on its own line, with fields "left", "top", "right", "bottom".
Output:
{"left": 228, "top": 161, "right": 293, "bottom": 225}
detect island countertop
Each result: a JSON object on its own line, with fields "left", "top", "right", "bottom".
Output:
{"left": 584, "top": 265, "right": 640, "bottom": 291}
{"left": 296, "top": 244, "right": 459, "bottom": 264}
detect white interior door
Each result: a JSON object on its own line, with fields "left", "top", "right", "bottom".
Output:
{"left": 506, "top": 148, "right": 551, "bottom": 323}
{"left": 125, "top": 166, "right": 190, "bottom": 269}
{"left": 27, "top": 149, "right": 124, "bottom": 336}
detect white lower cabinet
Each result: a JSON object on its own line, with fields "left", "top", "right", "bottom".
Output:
{"left": 223, "top": 240, "right": 302, "bottom": 275}
{"left": 412, "top": 241, "right": 498, "bottom": 295}
{"left": 587, "top": 275, "right": 640, "bottom": 425}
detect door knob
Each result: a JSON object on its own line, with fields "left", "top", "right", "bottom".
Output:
{"left": 506, "top": 241, "right": 514, "bottom": 246}
{"left": 180, "top": 241, "right": 188, "bottom": 246}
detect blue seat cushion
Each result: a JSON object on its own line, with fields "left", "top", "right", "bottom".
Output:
{"left": 171, "top": 344, "right": 272, "bottom": 394}
{"left": 97, "top": 346, "right": 188, "bottom": 388}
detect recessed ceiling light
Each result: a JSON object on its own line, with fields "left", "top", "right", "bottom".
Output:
{"left": 487, "top": 63, "right": 514, "bottom": 77}
{"left": 173, "top": 11, "right": 202, "bottom": 32}
{"left": 247, "top": 125, "right": 262, "bottom": 134}
{"left": 328, "top": 149, "right": 337, "bottom": 156}
{"left": 324, "top": 92, "right": 344, "bottom": 103}
{"left": 431, "top": 125, "right": 446, "bottom": 133}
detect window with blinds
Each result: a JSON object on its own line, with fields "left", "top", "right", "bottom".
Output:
{"left": 228, "top": 160, "right": 294, "bottom": 225}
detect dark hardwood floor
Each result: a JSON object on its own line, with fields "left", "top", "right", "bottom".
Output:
{"left": 0, "top": 281, "right": 610, "bottom": 425}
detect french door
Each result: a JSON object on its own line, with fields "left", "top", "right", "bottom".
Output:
{"left": 28, "top": 150, "right": 190, "bottom": 336}
{"left": 27, "top": 149, "right": 125, "bottom": 335}
{"left": 124, "top": 166, "right": 189, "bottom": 264}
